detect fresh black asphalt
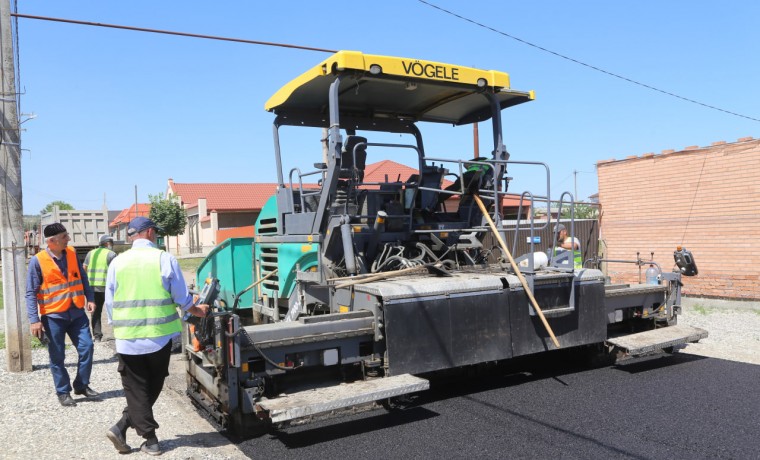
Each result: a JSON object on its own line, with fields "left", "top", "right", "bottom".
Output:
{"left": 232, "top": 351, "right": 760, "bottom": 459}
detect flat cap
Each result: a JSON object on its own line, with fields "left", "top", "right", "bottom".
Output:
{"left": 43, "top": 222, "right": 67, "bottom": 238}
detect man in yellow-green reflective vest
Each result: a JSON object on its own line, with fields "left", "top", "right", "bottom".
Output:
{"left": 553, "top": 223, "right": 582, "bottom": 269}
{"left": 83, "top": 234, "right": 117, "bottom": 341}
{"left": 104, "top": 217, "right": 209, "bottom": 456}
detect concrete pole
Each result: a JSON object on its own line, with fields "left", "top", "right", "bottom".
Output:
{"left": 573, "top": 169, "right": 578, "bottom": 203}
{"left": 0, "top": 0, "right": 32, "bottom": 372}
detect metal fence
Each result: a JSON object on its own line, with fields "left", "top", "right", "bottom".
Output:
{"left": 482, "top": 219, "right": 599, "bottom": 265}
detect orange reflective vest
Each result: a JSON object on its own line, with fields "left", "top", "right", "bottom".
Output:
{"left": 36, "top": 247, "right": 86, "bottom": 315}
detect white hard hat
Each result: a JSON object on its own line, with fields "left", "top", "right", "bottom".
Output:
{"left": 99, "top": 234, "right": 114, "bottom": 245}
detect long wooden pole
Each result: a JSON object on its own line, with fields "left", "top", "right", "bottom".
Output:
{"left": 473, "top": 195, "right": 560, "bottom": 348}
{"left": 334, "top": 264, "right": 435, "bottom": 289}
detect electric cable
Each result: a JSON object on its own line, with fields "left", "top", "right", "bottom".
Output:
{"left": 11, "top": 13, "right": 337, "bottom": 54}
{"left": 680, "top": 156, "right": 708, "bottom": 245}
{"left": 418, "top": 0, "right": 760, "bottom": 123}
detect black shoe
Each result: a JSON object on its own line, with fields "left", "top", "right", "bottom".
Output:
{"left": 106, "top": 425, "right": 131, "bottom": 454}
{"left": 73, "top": 386, "right": 100, "bottom": 398}
{"left": 94, "top": 335, "right": 103, "bottom": 342}
{"left": 58, "top": 393, "right": 76, "bottom": 407}
{"left": 140, "top": 439, "right": 162, "bottom": 456}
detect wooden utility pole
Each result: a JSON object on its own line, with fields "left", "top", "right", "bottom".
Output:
{"left": 0, "top": 0, "right": 32, "bottom": 372}
{"left": 473, "top": 123, "right": 479, "bottom": 158}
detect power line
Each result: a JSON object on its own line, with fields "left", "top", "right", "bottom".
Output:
{"left": 418, "top": 0, "right": 760, "bottom": 123}
{"left": 15, "top": 8, "right": 759, "bottom": 124}
{"left": 11, "top": 13, "right": 338, "bottom": 54}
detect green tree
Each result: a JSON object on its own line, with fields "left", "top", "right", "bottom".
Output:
{"left": 560, "top": 203, "right": 599, "bottom": 219}
{"left": 533, "top": 203, "right": 600, "bottom": 220}
{"left": 40, "top": 200, "right": 74, "bottom": 215}
{"left": 148, "top": 193, "right": 186, "bottom": 237}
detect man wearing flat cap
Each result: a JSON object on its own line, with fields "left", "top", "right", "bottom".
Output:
{"left": 26, "top": 222, "right": 100, "bottom": 407}
{"left": 104, "top": 216, "right": 209, "bottom": 455}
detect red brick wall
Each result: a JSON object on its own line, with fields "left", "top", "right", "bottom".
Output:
{"left": 597, "top": 137, "right": 760, "bottom": 300}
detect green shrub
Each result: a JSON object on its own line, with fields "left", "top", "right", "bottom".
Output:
{"left": 0, "top": 332, "right": 49, "bottom": 350}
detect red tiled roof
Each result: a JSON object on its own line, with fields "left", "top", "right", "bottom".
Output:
{"left": 168, "top": 159, "right": 531, "bottom": 215}
{"left": 363, "top": 160, "right": 418, "bottom": 183}
{"left": 364, "top": 161, "right": 526, "bottom": 209}
{"left": 109, "top": 203, "right": 151, "bottom": 228}
{"left": 169, "top": 183, "right": 280, "bottom": 211}
{"left": 364, "top": 160, "right": 455, "bottom": 187}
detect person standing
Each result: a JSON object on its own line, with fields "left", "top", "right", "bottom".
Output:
{"left": 83, "top": 234, "right": 117, "bottom": 342}
{"left": 25, "top": 222, "right": 99, "bottom": 407}
{"left": 553, "top": 223, "right": 582, "bottom": 269}
{"left": 554, "top": 223, "right": 580, "bottom": 250}
{"left": 104, "top": 217, "right": 208, "bottom": 456}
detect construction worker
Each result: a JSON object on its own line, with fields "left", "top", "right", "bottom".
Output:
{"left": 553, "top": 223, "right": 582, "bottom": 269}
{"left": 25, "top": 222, "right": 99, "bottom": 407}
{"left": 104, "top": 217, "right": 208, "bottom": 455}
{"left": 83, "top": 234, "right": 117, "bottom": 342}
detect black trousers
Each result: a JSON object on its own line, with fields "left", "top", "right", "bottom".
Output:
{"left": 90, "top": 291, "right": 105, "bottom": 339}
{"left": 117, "top": 340, "right": 172, "bottom": 438}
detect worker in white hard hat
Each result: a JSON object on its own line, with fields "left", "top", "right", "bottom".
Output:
{"left": 83, "top": 234, "right": 117, "bottom": 341}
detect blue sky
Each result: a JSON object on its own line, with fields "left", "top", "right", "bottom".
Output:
{"left": 15, "top": 1, "right": 760, "bottom": 214}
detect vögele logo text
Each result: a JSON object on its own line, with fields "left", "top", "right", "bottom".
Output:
{"left": 401, "top": 60, "right": 460, "bottom": 81}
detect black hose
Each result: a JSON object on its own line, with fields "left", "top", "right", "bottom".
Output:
{"left": 252, "top": 341, "right": 301, "bottom": 371}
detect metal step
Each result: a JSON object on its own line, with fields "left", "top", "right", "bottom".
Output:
{"left": 606, "top": 324, "right": 708, "bottom": 357}
{"left": 254, "top": 374, "right": 429, "bottom": 424}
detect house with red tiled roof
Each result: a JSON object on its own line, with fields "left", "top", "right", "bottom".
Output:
{"left": 166, "top": 179, "right": 278, "bottom": 255}
{"left": 109, "top": 203, "right": 151, "bottom": 241}
{"left": 166, "top": 160, "right": 531, "bottom": 256}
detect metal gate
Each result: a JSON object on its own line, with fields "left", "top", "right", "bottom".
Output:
{"left": 187, "top": 215, "right": 201, "bottom": 254}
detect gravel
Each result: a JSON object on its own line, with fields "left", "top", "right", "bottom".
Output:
{"left": 678, "top": 299, "right": 760, "bottom": 365}
{"left": 1, "top": 299, "right": 758, "bottom": 459}
{"left": 0, "top": 329, "right": 247, "bottom": 459}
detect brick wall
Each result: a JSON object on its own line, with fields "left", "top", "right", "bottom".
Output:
{"left": 597, "top": 137, "right": 760, "bottom": 300}
{"left": 217, "top": 225, "right": 255, "bottom": 242}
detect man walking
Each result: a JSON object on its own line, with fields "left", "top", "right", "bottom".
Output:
{"left": 83, "top": 234, "right": 117, "bottom": 341}
{"left": 26, "top": 222, "right": 100, "bottom": 407}
{"left": 105, "top": 217, "right": 208, "bottom": 455}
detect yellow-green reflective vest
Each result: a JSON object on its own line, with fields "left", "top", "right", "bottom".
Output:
{"left": 86, "top": 247, "right": 110, "bottom": 288}
{"left": 112, "top": 247, "right": 180, "bottom": 340}
{"left": 553, "top": 247, "right": 583, "bottom": 270}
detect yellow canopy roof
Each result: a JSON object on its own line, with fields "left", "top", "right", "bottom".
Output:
{"left": 265, "top": 51, "right": 534, "bottom": 126}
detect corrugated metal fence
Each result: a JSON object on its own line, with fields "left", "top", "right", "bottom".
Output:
{"left": 483, "top": 219, "right": 599, "bottom": 265}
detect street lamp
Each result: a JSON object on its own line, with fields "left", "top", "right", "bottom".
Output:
{"left": 19, "top": 113, "right": 37, "bottom": 124}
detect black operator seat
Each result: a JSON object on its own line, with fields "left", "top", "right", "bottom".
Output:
{"left": 418, "top": 164, "right": 447, "bottom": 210}
{"left": 455, "top": 158, "right": 495, "bottom": 226}
{"left": 437, "top": 157, "right": 494, "bottom": 207}
{"left": 340, "top": 135, "right": 368, "bottom": 182}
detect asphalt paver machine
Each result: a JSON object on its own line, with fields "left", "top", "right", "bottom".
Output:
{"left": 184, "top": 51, "right": 705, "bottom": 434}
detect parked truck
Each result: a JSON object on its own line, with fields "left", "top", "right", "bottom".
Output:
{"left": 184, "top": 51, "right": 706, "bottom": 435}
{"left": 39, "top": 206, "right": 110, "bottom": 262}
